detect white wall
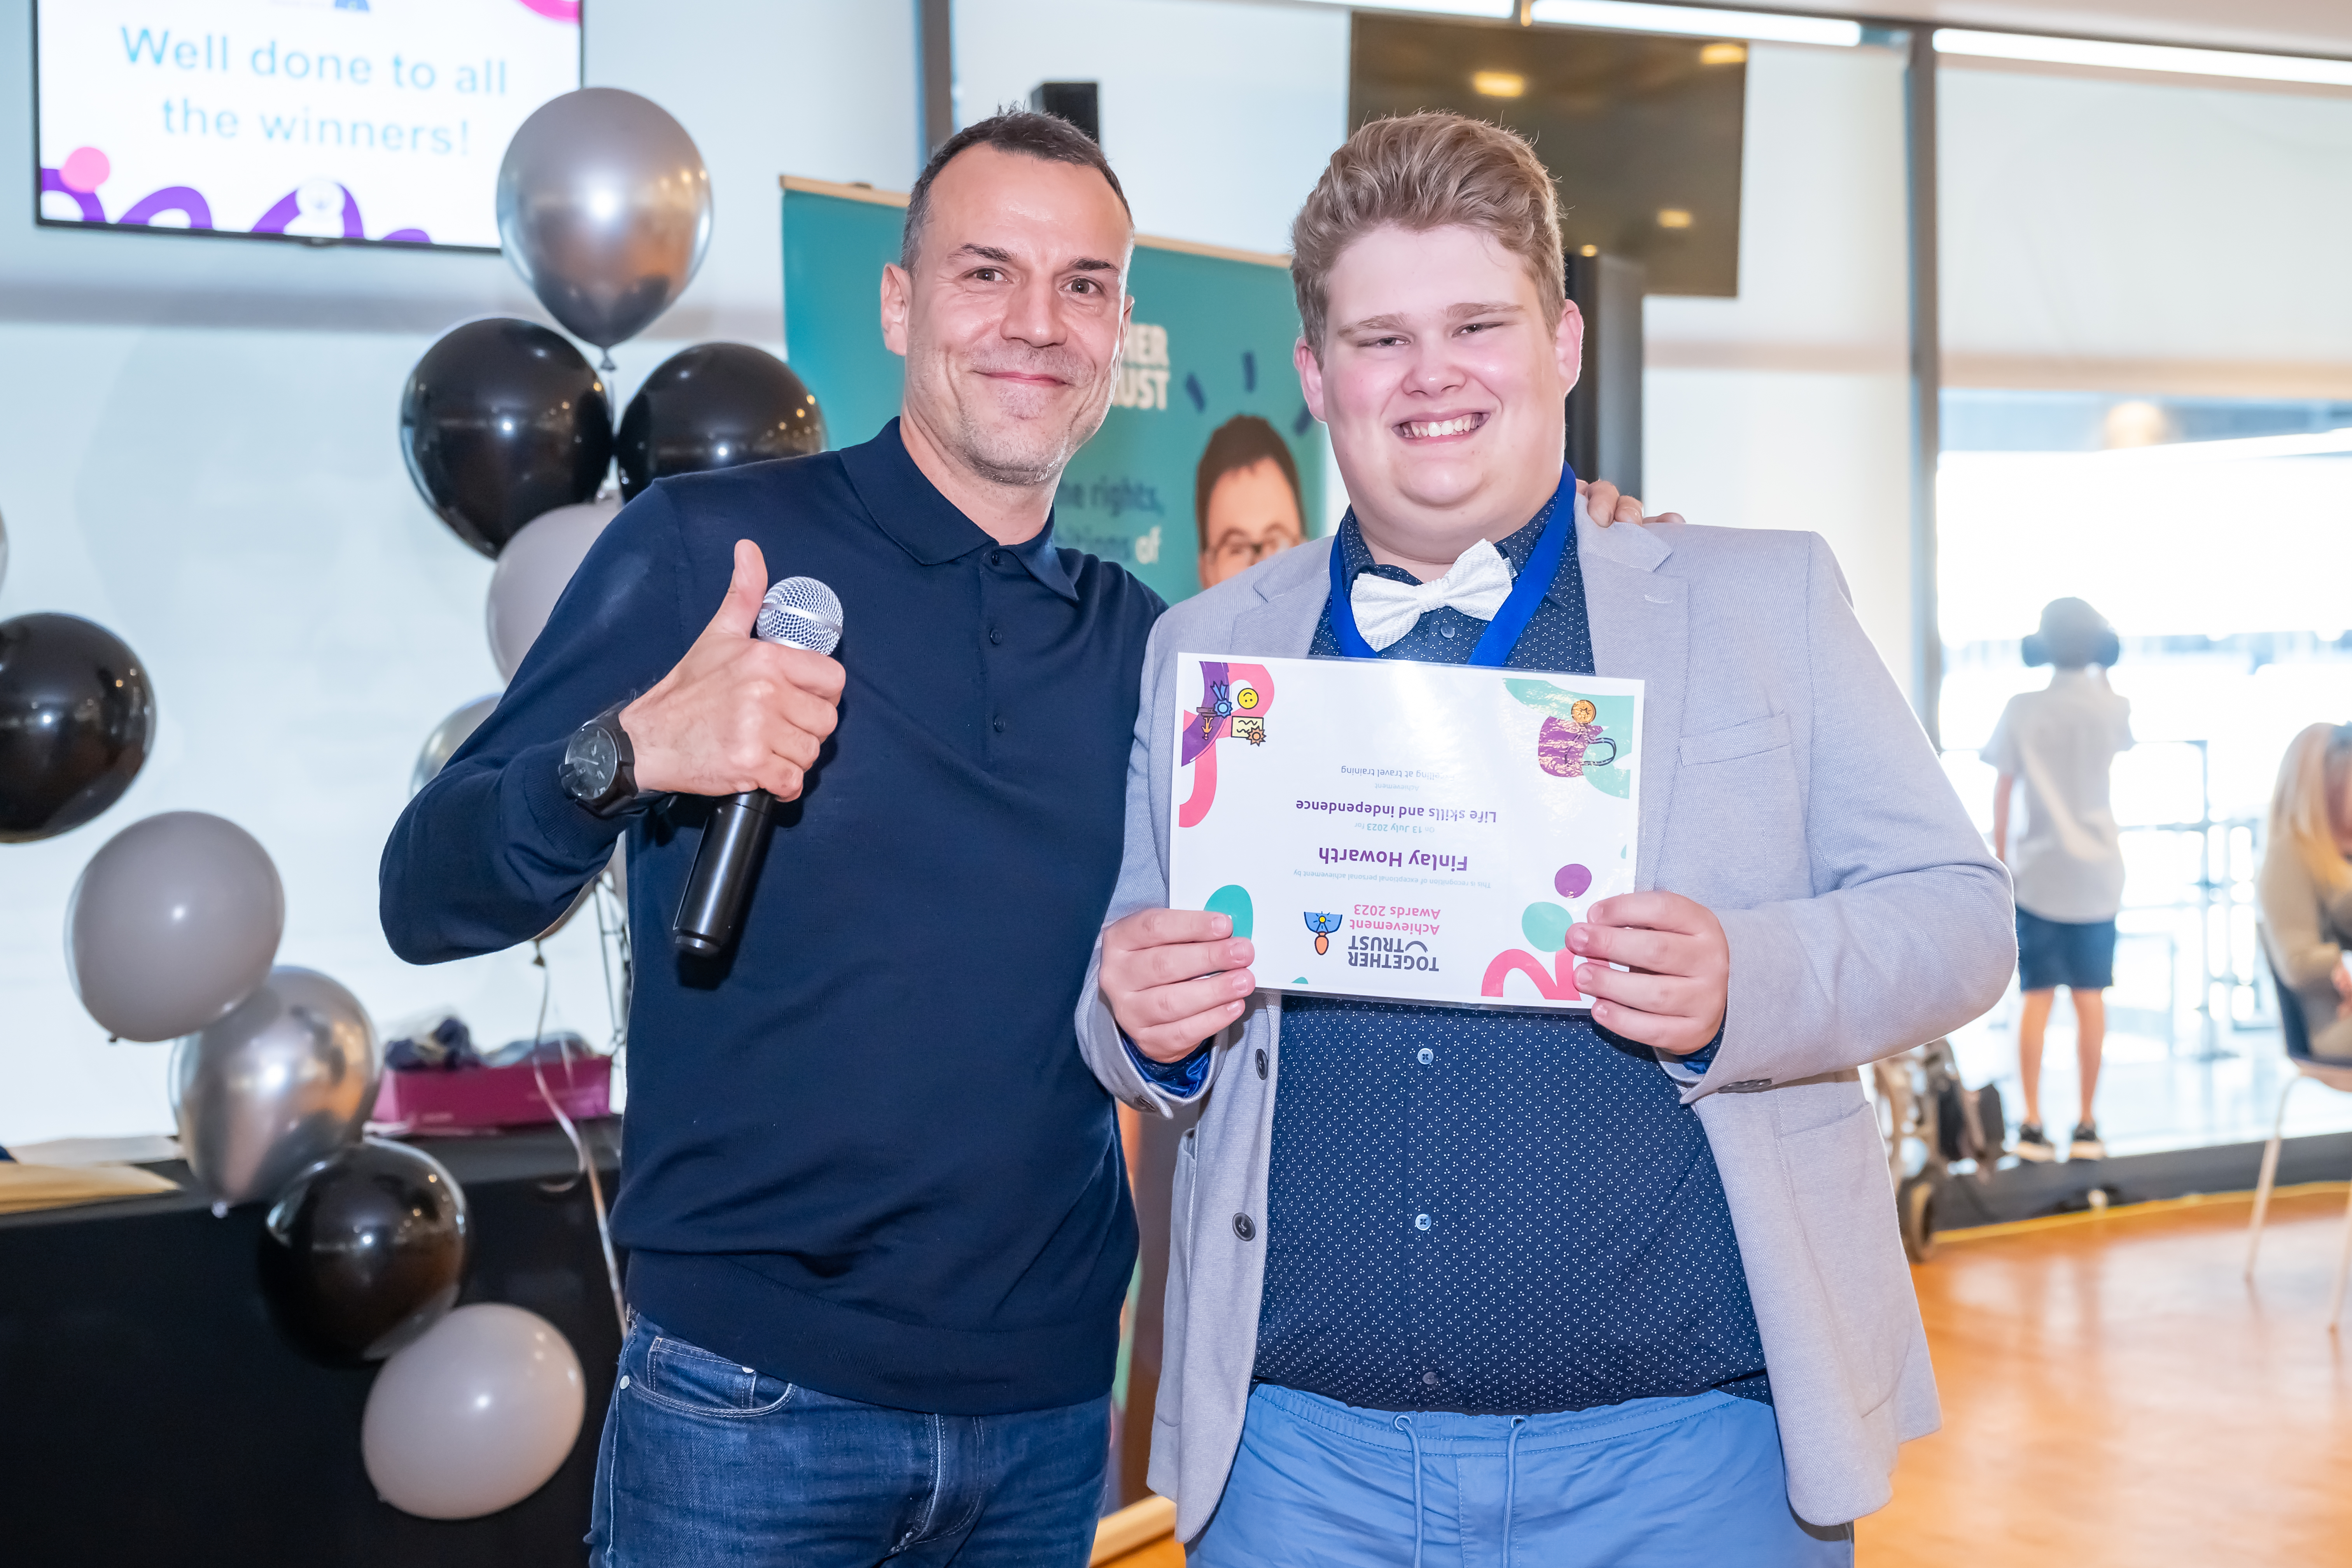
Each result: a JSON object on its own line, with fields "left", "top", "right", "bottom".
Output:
{"left": 1643, "top": 42, "right": 1918, "bottom": 682}
{"left": 0, "top": 0, "right": 916, "bottom": 1146}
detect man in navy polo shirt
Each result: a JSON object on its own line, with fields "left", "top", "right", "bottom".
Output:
{"left": 383, "top": 111, "right": 1160, "bottom": 1566}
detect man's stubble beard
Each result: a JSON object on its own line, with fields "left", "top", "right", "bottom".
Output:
{"left": 929, "top": 346, "right": 1115, "bottom": 490}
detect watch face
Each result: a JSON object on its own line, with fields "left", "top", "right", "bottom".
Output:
{"left": 564, "top": 725, "right": 620, "bottom": 798}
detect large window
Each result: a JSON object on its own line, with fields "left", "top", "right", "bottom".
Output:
{"left": 1937, "top": 61, "right": 2352, "bottom": 1153}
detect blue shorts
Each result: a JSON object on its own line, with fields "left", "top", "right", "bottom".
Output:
{"left": 2015, "top": 908, "right": 2116, "bottom": 993}
{"left": 1189, "top": 1383, "right": 1852, "bottom": 1568}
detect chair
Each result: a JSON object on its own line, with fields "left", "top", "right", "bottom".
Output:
{"left": 2244, "top": 947, "right": 2352, "bottom": 1325}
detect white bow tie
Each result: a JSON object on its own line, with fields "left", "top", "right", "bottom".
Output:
{"left": 1349, "top": 539, "right": 1515, "bottom": 651}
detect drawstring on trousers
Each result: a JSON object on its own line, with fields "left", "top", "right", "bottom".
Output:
{"left": 1502, "top": 1416, "right": 1529, "bottom": 1568}
{"left": 1391, "top": 1414, "right": 1424, "bottom": 1568}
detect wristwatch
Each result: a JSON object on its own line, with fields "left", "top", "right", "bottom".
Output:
{"left": 560, "top": 702, "right": 642, "bottom": 817}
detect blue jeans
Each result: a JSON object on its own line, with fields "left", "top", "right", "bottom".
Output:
{"left": 1189, "top": 1384, "right": 1853, "bottom": 1568}
{"left": 588, "top": 1316, "right": 1110, "bottom": 1567}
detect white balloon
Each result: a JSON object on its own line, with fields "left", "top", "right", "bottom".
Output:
{"left": 486, "top": 498, "right": 618, "bottom": 681}
{"left": 362, "top": 1303, "right": 586, "bottom": 1520}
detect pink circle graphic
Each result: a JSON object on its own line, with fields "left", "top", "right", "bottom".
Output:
{"left": 60, "top": 147, "right": 110, "bottom": 194}
{"left": 514, "top": 0, "right": 582, "bottom": 19}
{"left": 1554, "top": 863, "right": 1591, "bottom": 899}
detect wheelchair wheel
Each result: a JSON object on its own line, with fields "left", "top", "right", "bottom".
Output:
{"left": 1897, "top": 1172, "right": 1939, "bottom": 1263}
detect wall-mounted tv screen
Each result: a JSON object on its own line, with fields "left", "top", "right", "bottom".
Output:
{"left": 1351, "top": 15, "right": 1746, "bottom": 297}
{"left": 35, "top": 0, "right": 583, "bottom": 251}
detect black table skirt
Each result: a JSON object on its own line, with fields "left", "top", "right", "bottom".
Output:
{"left": 0, "top": 1124, "right": 625, "bottom": 1568}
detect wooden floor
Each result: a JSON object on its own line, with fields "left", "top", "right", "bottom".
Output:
{"left": 1858, "top": 1187, "right": 2352, "bottom": 1566}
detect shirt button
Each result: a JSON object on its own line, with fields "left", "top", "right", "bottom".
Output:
{"left": 1439, "top": 622, "right": 1458, "bottom": 639}
{"left": 992, "top": 717, "right": 1006, "bottom": 733}
{"left": 1422, "top": 1370, "right": 1440, "bottom": 1388}
{"left": 988, "top": 626, "right": 1003, "bottom": 646}
{"left": 1414, "top": 1213, "right": 1431, "bottom": 1231}
{"left": 987, "top": 550, "right": 1003, "bottom": 567}
{"left": 1255, "top": 1047, "right": 1268, "bottom": 1080}
{"left": 1233, "top": 1213, "right": 1256, "bottom": 1241}
{"left": 1416, "top": 1047, "right": 1433, "bottom": 1065}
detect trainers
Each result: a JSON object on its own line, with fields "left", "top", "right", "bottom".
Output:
{"left": 2014, "top": 1123, "right": 2055, "bottom": 1163}
{"left": 2068, "top": 1123, "right": 2107, "bottom": 1160}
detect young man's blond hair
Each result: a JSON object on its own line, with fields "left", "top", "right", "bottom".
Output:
{"left": 1288, "top": 112, "right": 1567, "bottom": 355}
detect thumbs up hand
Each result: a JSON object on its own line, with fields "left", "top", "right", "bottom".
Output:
{"left": 619, "top": 540, "right": 845, "bottom": 800}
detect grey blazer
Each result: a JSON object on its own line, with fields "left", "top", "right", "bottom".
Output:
{"left": 1075, "top": 505, "right": 2016, "bottom": 1538}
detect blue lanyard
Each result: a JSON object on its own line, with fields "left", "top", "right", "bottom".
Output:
{"left": 1325, "top": 463, "right": 1577, "bottom": 668}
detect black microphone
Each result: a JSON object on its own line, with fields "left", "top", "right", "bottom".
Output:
{"left": 672, "top": 576, "right": 845, "bottom": 957}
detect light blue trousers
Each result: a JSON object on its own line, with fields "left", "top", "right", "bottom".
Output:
{"left": 1188, "top": 1384, "right": 1854, "bottom": 1568}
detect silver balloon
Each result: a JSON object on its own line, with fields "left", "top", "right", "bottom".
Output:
{"left": 66, "top": 812, "right": 284, "bottom": 1042}
{"left": 411, "top": 695, "right": 501, "bottom": 797}
{"left": 362, "top": 1303, "right": 586, "bottom": 1520}
{"left": 486, "top": 497, "right": 617, "bottom": 681}
{"left": 170, "top": 967, "right": 379, "bottom": 1207}
{"left": 495, "top": 88, "right": 712, "bottom": 352}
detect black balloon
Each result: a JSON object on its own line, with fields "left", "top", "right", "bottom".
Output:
{"left": 618, "top": 343, "right": 826, "bottom": 500}
{"left": 401, "top": 318, "right": 614, "bottom": 557}
{"left": 260, "top": 1138, "right": 470, "bottom": 1363}
{"left": 0, "top": 613, "right": 155, "bottom": 844}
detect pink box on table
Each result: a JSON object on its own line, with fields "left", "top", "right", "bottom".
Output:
{"left": 371, "top": 1055, "right": 610, "bottom": 1132}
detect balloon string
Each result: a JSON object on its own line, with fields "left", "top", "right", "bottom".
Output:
{"left": 528, "top": 942, "right": 627, "bottom": 1336}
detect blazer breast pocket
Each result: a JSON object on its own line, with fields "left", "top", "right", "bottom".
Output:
{"left": 1661, "top": 711, "right": 1806, "bottom": 902}
{"left": 1677, "top": 711, "right": 1792, "bottom": 767}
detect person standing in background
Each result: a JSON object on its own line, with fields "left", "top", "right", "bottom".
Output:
{"left": 1988, "top": 597, "right": 2132, "bottom": 1162}
{"left": 2256, "top": 723, "right": 2352, "bottom": 1062}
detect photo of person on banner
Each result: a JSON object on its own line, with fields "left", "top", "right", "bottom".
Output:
{"left": 1082, "top": 112, "right": 2014, "bottom": 1564}
{"left": 1195, "top": 414, "right": 1307, "bottom": 588}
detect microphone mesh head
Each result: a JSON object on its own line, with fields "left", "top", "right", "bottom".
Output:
{"left": 756, "top": 576, "right": 844, "bottom": 655}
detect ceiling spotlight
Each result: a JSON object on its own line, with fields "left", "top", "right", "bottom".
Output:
{"left": 1699, "top": 42, "right": 1747, "bottom": 65}
{"left": 1473, "top": 70, "right": 1527, "bottom": 97}
{"left": 1656, "top": 208, "right": 1694, "bottom": 229}
{"left": 1579, "top": 243, "right": 1600, "bottom": 256}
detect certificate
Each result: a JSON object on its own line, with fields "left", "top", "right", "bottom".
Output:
{"left": 1167, "top": 654, "right": 1645, "bottom": 1010}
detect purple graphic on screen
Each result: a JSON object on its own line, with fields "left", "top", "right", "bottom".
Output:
{"left": 1554, "top": 863, "right": 1591, "bottom": 899}
{"left": 253, "top": 181, "right": 364, "bottom": 240}
{"left": 515, "top": 0, "right": 582, "bottom": 18}
{"left": 39, "top": 168, "right": 105, "bottom": 223}
{"left": 119, "top": 187, "right": 213, "bottom": 229}
{"left": 382, "top": 228, "right": 432, "bottom": 244}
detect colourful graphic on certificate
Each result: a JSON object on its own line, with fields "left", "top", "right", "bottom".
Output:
{"left": 1167, "top": 653, "right": 1644, "bottom": 1010}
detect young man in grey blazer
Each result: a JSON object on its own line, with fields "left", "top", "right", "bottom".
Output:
{"left": 1079, "top": 114, "right": 2014, "bottom": 1563}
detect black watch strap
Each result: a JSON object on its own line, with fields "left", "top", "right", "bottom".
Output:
{"left": 561, "top": 701, "right": 641, "bottom": 817}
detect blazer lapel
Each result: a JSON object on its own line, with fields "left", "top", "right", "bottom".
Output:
{"left": 1577, "top": 516, "right": 1687, "bottom": 892}
{"left": 1230, "top": 537, "right": 1334, "bottom": 656}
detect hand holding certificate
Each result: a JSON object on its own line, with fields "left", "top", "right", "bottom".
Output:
{"left": 1164, "top": 652, "right": 1645, "bottom": 1012}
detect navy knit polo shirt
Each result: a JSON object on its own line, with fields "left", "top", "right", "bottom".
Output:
{"left": 383, "top": 422, "right": 1163, "bottom": 1415}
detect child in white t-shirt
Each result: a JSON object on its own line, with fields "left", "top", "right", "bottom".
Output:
{"left": 1986, "top": 598, "right": 2133, "bottom": 1162}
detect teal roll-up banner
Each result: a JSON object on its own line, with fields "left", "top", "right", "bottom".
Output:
{"left": 781, "top": 177, "right": 1327, "bottom": 606}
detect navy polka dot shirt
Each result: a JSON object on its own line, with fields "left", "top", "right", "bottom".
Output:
{"left": 1250, "top": 504, "right": 1770, "bottom": 1415}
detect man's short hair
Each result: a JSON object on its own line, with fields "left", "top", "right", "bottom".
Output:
{"left": 901, "top": 110, "right": 1132, "bottom": 271}
{"left": 1289, "top": 112, "right": 1565, "bottom": 357}
{"left": 1194, "top": 415, "right": 1303, "bottom": 551}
